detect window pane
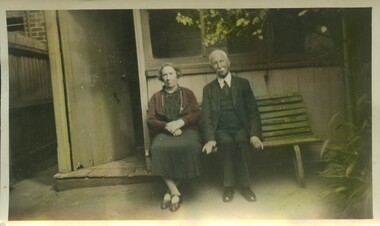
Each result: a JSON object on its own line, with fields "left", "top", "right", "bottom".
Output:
{"left": 149, "top": 10, "right": 202, "bottom": 58}
{"left": 272, "top": 9, "right": 306, "bottom": 55}
{"left": 227, "top": 34, "right": 264, "bottom": 54}
{"left": 7, "top": 17, "right": 25, "bottom": 32}
{"left": 271, "top": 9, "right": 341, "bottom": 61}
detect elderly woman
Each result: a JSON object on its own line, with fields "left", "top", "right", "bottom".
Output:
{"left": 147, "top": 63, "right": 202, "bottom": 212}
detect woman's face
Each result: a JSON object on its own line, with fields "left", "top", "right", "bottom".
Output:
{"left": 161, "top": 66, "right": 178, "bottom": 89}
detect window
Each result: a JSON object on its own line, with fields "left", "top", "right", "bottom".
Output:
{"left": 269, "top": 9, "right": 341, "bottom": 63}
{"left": 146, "top": 9, "right": 342, "bottom": 70}
{"left": 272, "top": 9, "right": 307, "bottom": 56}
{"left": 7, "top": 17, "right": 25, "bottom": 32}
{"left": 149, "top": 10, "right": 202, "bottom": 58}
{"left": 148, "top": 9, "right": 265, "bottom": 59}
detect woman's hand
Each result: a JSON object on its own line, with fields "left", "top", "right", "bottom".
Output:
{"left": 172, "top": 129, "right": 182, "bottom": 136}
{"left": 165, "top": 119, "right": 185, "bottom": 134}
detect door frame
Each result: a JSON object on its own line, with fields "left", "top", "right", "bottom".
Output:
{"left": 45, "top": 10, "right": 72, "bottom": 173}
{"left": 133, "top": 9, "right": 150, "bottom": 157}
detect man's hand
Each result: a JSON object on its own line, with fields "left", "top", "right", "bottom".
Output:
{"left": 165, "top": 119, "right": 185, "bottom": 134}
{"left": 250, "top": 136, "right": 264, "bottom": 150}
{"left": 202, "top": 140, "right": 217, "bottom": 155}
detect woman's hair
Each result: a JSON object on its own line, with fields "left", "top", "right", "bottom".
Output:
{"left": 158, "top": 63, "right": 182, "bottom": 81}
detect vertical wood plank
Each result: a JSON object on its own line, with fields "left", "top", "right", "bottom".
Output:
{"left": 0, "top": 10, "right": 10, "bottom": 219}
{"left": 19, "top": 57, "right": 26, "bottom": 98}
{"left": 237, "top": 71, "right": 253, "bottom": 85}
{"left": 9, "top": 55, "right": 17, "bottom": 103}
{"left": 57, "top": 10, "right": 85, "bottom": 169}
{"left": 251, "top": 70, "right": 269, "bottom": 97}
{"left": 31, "top": 56, "right": 36, "bottom": 99}
{"left": 36, "top": 58, "right": 43, "bottom": 100}
{"left": 44, "top": 59, "right": 52, "bottom": 99}
{"left": 238, "top": 71, "right": 253, "bottom": 95}
{"left": 177, "top": 75, "right": 192, "bottom": 90}
{"left": 26, "top": 57, "right": 32, "bottom": 99}
{"left": 312, "top": 67, "right": 332, "bottom": 139}
{"left": 205, "top": 73, "right": 217, "bottom": 84}
{"left": 147, "top": 78, "right": 163, "bottom": 100}
{"left": 329, "top": 67, "right": 346, "bottom": 141}
{"left": 283, "top": 68, "right": 300, "bottom": 94}
{"left": 42, "top": 58, "right": 49, "bottom": 99}
{"left": 268, "top": 69, "right": 284, "bottom": 95}
{"left": 298, "top": 67, "right": 317, "bottom": 133}
{"left": 134, "top": 10, "right": 151, "bottom": 153}
{"left": 45, "top": 10, "right": 72, "bottom": 173}
{"left": 190, "top": 74, "right": 207, "bottom": 103}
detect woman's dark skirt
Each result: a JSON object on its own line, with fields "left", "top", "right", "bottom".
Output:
{"left": 150, "top": 129, "right": 202, "bottom": 179}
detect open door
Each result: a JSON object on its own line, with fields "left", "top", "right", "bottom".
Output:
{"left": 56, "top": 10, "right": 142, "bottom": 169}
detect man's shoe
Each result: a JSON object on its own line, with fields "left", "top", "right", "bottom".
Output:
{"left": 222, "top": 187, "right": 234, "bottom": 202}
{"left": 241, "top": 187, "right": 256, "bottom": 202}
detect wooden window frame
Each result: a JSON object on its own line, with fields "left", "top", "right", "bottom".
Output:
{"left": 141, "top": 9, "right": 340, "bottom": 78}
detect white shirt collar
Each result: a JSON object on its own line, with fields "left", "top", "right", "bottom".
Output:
{"left": 217, "top": 72, "right": 232, "bottom": 88}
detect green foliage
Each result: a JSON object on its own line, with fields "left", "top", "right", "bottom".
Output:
{"left": 175, "top": 8, "right": 343, "bottom": 48}
{"left": 320, "top": 93, "right": 372, "bottom": 218}
{"left": 176, "top": 9, "right": 267, "bottom": 47}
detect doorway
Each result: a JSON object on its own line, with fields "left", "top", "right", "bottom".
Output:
{"left": 56, "top": 10, "right": 144, "bottom": 169}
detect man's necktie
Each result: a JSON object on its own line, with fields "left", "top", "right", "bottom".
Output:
{"left": 222, "top": 80, "right": 230, "bottom": 96}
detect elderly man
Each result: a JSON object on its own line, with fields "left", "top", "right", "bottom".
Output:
{"left": 201, "top": 49, "right": 263, "bottom": 202}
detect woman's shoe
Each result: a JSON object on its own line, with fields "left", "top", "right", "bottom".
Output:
{"left": 160, "top": 191, "right": 171, "bottom": 209}
{"left": 169, "top": 194, "right": 181, "bottom": 212}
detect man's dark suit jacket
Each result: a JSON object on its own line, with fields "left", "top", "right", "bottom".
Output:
{"left": 201, "top": 75, "right": 262, "bottom": 142}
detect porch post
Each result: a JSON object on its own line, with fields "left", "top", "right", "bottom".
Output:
{"left": 341, "top": 11, "right": 355, "bottom": 135}
{"left": 133, "top": 10, "right": 151, "bottom": 160}
{"left": 44, "top": 11, "right": 72, "bottom": 173}
{"left": 0, "top": 9, "right": 10, "bottom": 220}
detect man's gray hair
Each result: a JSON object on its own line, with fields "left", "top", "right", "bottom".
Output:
{"left": 208, "top": 49, "right": 229, "bottom": 63}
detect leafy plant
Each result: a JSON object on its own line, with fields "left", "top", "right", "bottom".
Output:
{"left": 320, "top": 93, "right": 372, "bottom": 218}
{"left": 175, "top": 8, "right": 342, "bottom": 48}
{"left": 176, "top": 9, "right": 268, "bottom": 47}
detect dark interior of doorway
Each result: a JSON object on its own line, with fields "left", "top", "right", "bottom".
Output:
{"left": 117, "top": 10, "right": 144, "bottom": 149}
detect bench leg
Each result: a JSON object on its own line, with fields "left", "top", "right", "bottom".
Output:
{"left": 292, "top": 145, "right": 305, "bottom": 187}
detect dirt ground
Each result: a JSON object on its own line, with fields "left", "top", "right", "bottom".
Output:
{"left": 7, "top": 163, "right": 339, "bottom": 221}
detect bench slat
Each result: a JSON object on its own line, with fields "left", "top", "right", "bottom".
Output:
{"left": 261, "top": 115, "right": 307, "bottom": 125}
{"left": 255, "top": 93, "right": 322, "bottom": 188}
{"left": 256, "top": 92, "right": 301, "bottom": 100}
{"left": 256, "top": 96, "right": 303, "bottom": 106}
{"left": 263, "top": 133, "right": 320, "bottom": 141}
{"left": 263, "top": 135, "right": 321, "bottom": 147}
{"left": 258, "top": 102, "right": 305, "bottom": 113}
{"left": 262, "top": 121, "right": 309, "bottom": 132}
{"left": 260, "top": 108, "right": 306, "bottom": 119}
{"left": 263, "top": 127, "right": 311, "bottom": 138}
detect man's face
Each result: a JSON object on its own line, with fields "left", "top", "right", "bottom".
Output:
{"left": 210, "top": 53, "right": 230, "bottom": 78}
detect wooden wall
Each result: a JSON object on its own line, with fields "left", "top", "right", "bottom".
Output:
{"left": 146, "top": 66, "right": 346, "bottom": 163}
{"left": 8, "top": 33, "right": 57, "bottom": 179}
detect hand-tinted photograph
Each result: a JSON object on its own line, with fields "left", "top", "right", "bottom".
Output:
{"left": 5, "top": 7, "right": 372, "bottom": 220}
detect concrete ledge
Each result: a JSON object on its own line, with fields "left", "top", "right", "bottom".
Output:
{"left": 54, "top": 175, "right": 160, "bottom": 191}
{"left": 53, "top": 155, "right": 158, "bottom": 191}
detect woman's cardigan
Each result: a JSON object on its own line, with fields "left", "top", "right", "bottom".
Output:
{"left": 147, "top": 87, "right": 200, "bottom": 137}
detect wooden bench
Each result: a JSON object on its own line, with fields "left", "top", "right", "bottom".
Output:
{"left": 256, "top": 93, "right": 322, "bottom": 187}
